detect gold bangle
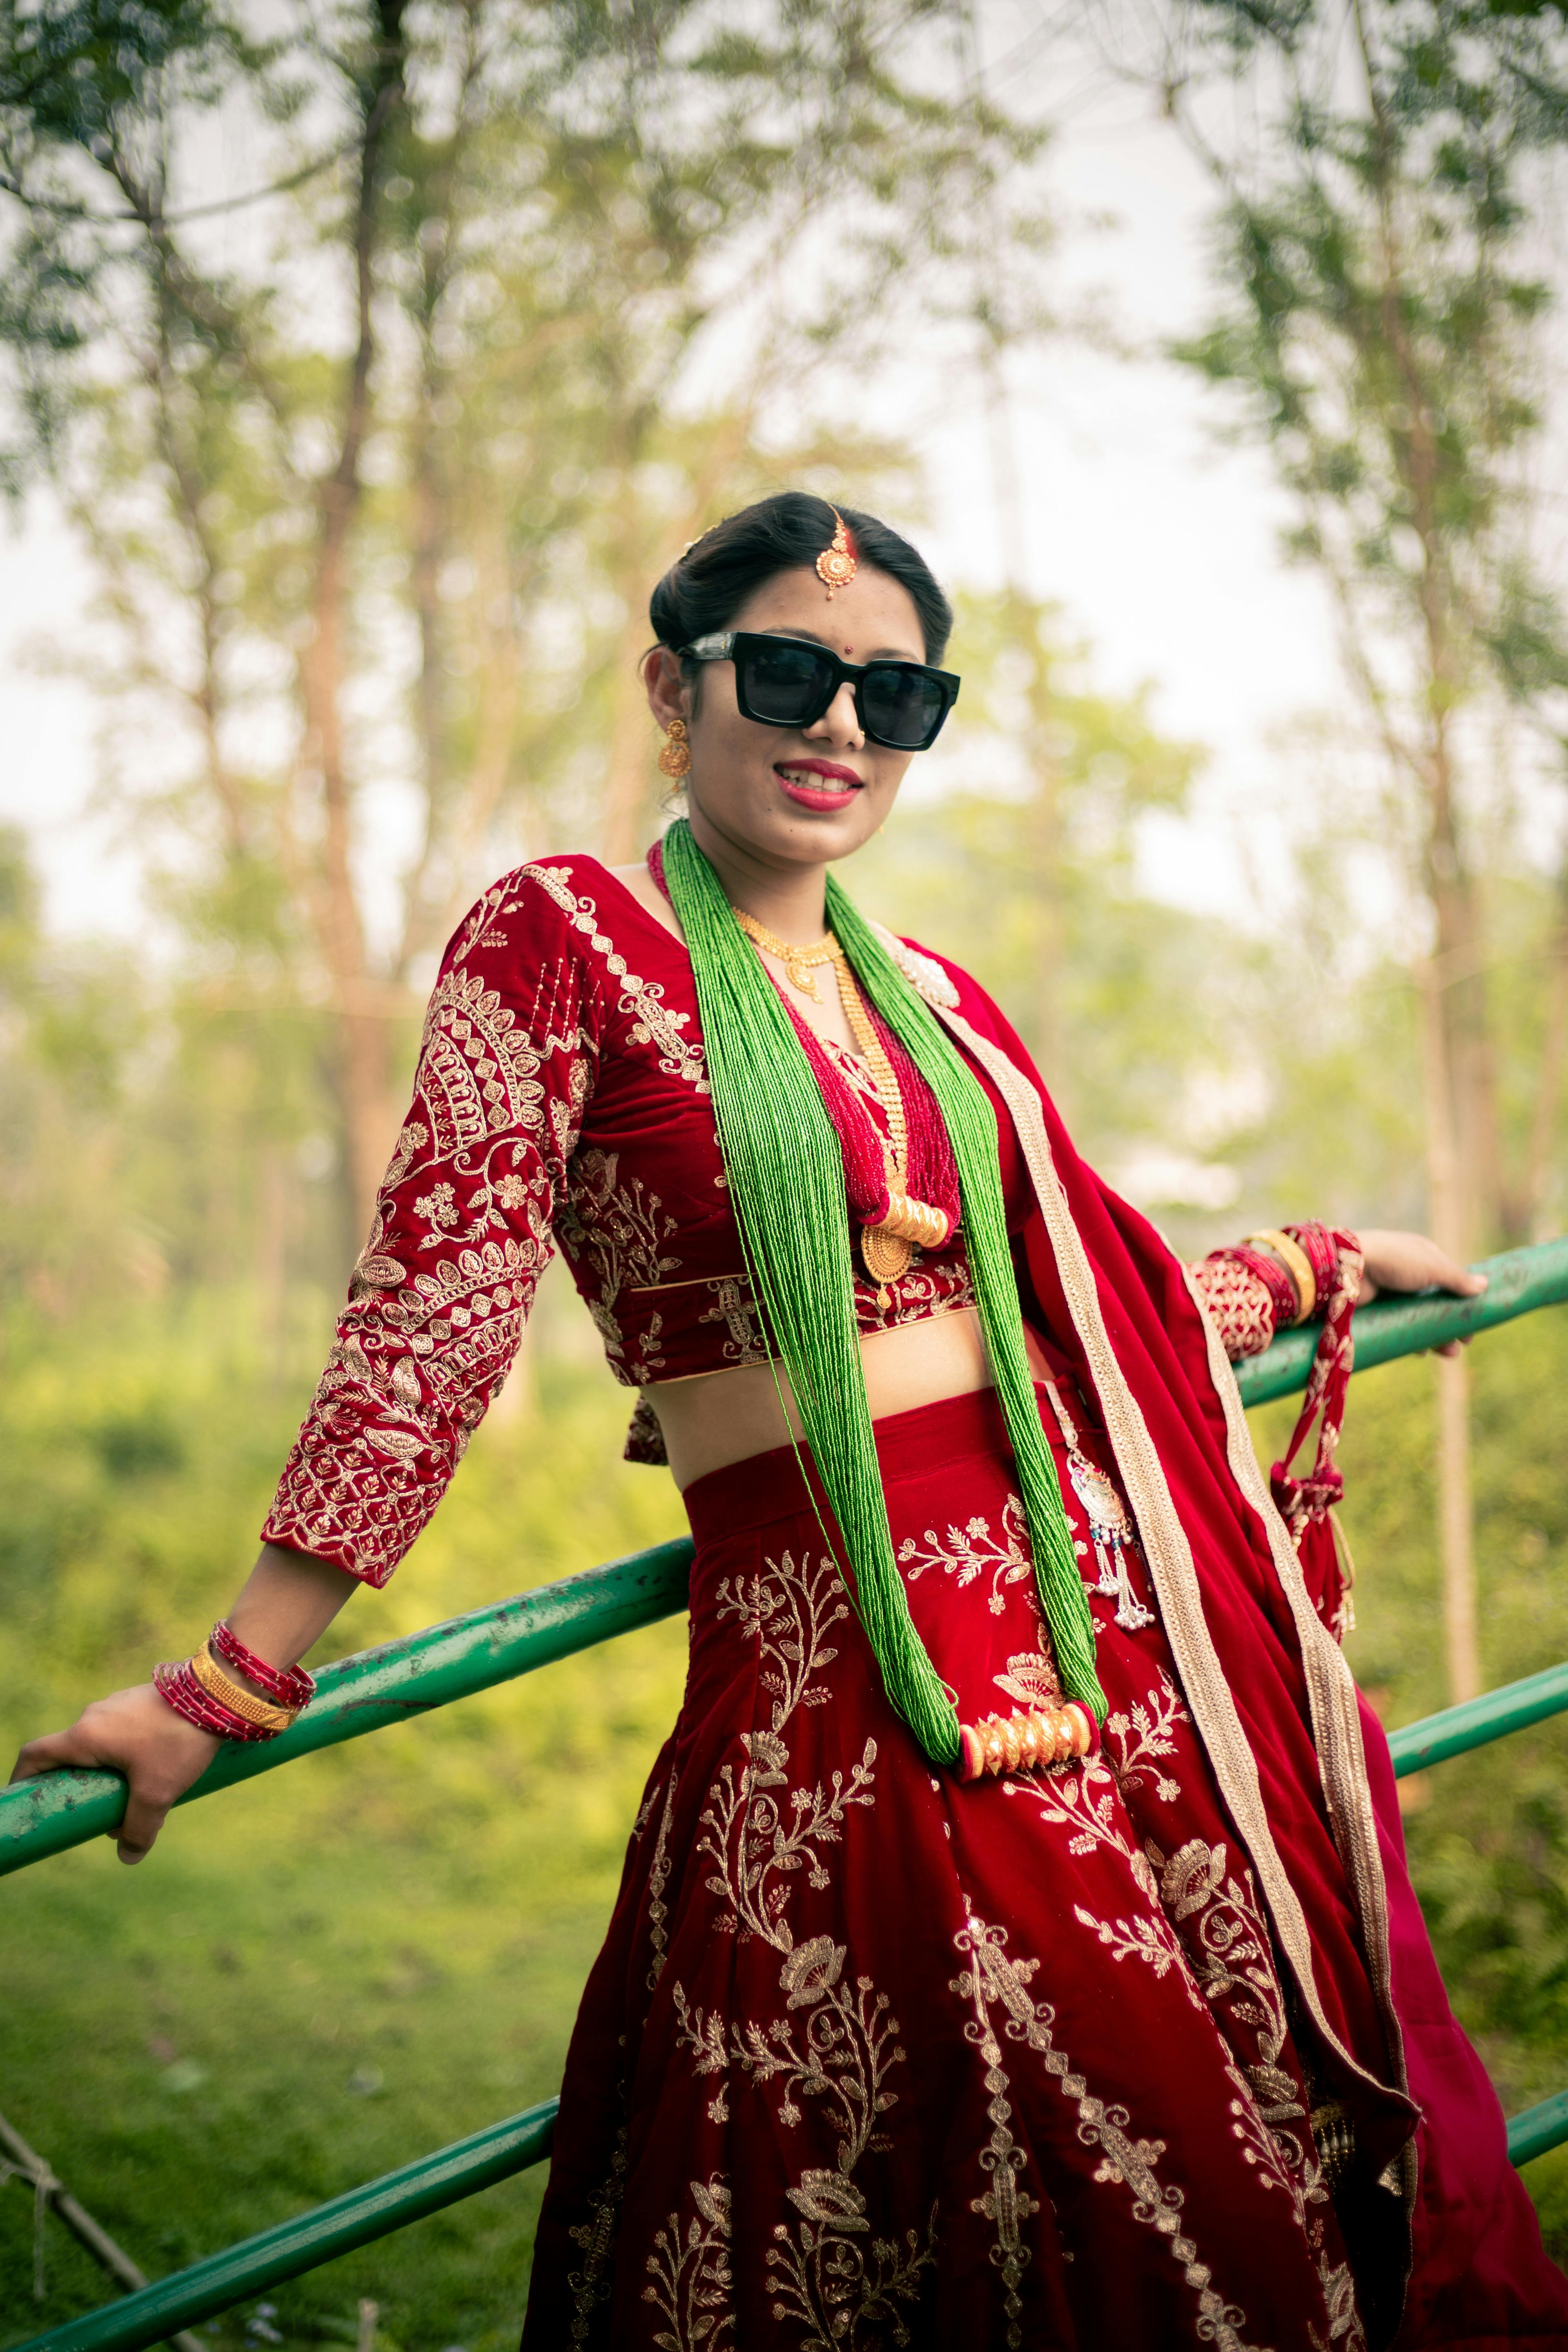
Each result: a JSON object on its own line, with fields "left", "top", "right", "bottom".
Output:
{"left": 1243, "top": 1229, "right": 1316, "bottom": 1323}
{"left": 190, "top": 1645, "right": 298, "bottom": 1733}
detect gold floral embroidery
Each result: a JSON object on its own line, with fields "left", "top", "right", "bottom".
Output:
{"left": 697, "top": 1275, "right": 768, "bottom": 1365}
{"left": 1149, "top": 1838, "right": 1303, "bottom": 2135}
{"left": 562, "top": 1149, "right": 682, "bottom": 1297}
{"left": 646, "top": 1771, "right": 678, "bottom": 1994}
{"left": 265, "top": 871, "right": 587, "bottom": 1583}
{"left": 952, "top": 1914, "right": 1268, "bottom": 2352}
{"left": 419, "top": 962, "right": 548, "bottom": 1158}
{"left": 1310, "top": 2254, "right": 1367, "bottom": 2350}
{"left": 523, "top": 862, "right": 709, "bottom": 1094}
{"left": 855, "top": 1246, "right": 975, "bottom": 1330}
{"left": 1012, "top": 1671, "right": 1189, "bottom": 1898}
{"left": 991, "top": 1644, "right": 1062, "bottom": 1711}
{"left": 693, "top": 1558, "right": 873, "bottom": 1944}
{"left": 1068, "top": 1817, "right": 1361, "bottom": 2336}
{"left": 898, "top": 1494, "right": 1034, "bottom": 1617}
{"left": 568, "top": 2121, "right": 630, "bottom": 2345}
{"left": 659, "top": 1550, "right": 934, "bottom": 2346}
{"left": 641, "top": 2174, "right": 735, "bottom": 2350}
{"left": 767, "top": 2190, "right": 935, "bottom": 2350}
{"left": 559, "top": 1147, "right": 678, "bottom": 1379}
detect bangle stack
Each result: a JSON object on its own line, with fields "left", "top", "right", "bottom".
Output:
{"left": 1216, "top": 1218, "right": 1345, "bottom": 1333}
{"left": 209, "top": 1621, "right": 316, "bottom": 1711}
{"left": 154, "top": 1623, "right": 316, "bottom": 1744}
{"left": 1243, "top": 1229, "right": 1318, "bottom": 1324}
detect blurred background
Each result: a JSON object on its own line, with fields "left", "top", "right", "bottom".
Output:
{"left": 3, "top": 0, "right": 1568, "bottom": 2341}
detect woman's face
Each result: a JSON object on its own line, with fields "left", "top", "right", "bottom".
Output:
{"left": 644, "top": 564, "right": 929, "bottom": 874}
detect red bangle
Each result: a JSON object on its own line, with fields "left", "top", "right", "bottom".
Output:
{"left": 154, "top": 1658, "right": 279, "bottom": 1743}
{"left": 1284, "top": 1222, "right": 1340, "bottom": 1300}
{"left": 209, "top": 1622, "right": 316, "bottom": 1711}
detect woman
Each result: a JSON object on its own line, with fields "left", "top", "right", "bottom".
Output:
{"left": 12, "top": 495, "right": 1566, "bottom": 2349}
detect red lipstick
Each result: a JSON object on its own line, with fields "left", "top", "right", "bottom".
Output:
{"left": 774, "top": 757, "right": 863, "bottom": 813}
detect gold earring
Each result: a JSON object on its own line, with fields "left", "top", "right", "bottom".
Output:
{"left": 658, "top": 717, "right": 690, "bottom": 779}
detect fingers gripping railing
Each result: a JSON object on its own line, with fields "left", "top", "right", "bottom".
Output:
{"left": 5, "top": 1241, "right": 1568, "bottom": 2352}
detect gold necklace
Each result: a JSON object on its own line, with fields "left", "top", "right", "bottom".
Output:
{"left": 735, "top": 909, "right": 950, "bottom": 1288}
{"left": 733, "top": 909, "right": 840, "bottom": 1003}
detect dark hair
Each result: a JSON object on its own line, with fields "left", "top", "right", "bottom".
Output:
{"left": 648, "top": 492, "right": 953, "bottom": 667}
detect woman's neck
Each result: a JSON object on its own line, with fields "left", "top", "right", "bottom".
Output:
{"left": 684, "top": 813, "right": 831, "bottom": 943}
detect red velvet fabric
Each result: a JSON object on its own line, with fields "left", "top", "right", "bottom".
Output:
{"left": 525, "top": 1386, "right": 1388, "bottom": 2348}
{"left": 260, "top": 860, "right": 1004, "bottom": 1583}
{"left": 254, "top": 855, "right": 1565, "bottom": 2338}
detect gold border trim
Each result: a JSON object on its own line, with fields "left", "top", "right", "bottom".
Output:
{"left": 910, "top": 980, "right": 1408, "bottom": 2134}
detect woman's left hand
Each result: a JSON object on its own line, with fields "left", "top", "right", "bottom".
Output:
{"left": 1354, "top": 1228, "right": 1487, "bottom": 1356}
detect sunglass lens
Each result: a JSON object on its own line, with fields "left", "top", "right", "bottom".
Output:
{"left": 741, "top": 640, "right": 835, "bottom": 725}
{"left": 862, "top": 666, "right": 947, "bottom": 749}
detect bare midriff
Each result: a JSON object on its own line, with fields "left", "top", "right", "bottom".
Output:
{"left": 646, "top": 1302, "right": 1055, "bottom": 1491}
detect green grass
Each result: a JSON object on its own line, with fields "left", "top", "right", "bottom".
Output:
{"left": 0, "top": 1289, "right": 688, "bottom": 2350}
{"left": 3, "top": 1290, "right": 1567, "bottom": 2344}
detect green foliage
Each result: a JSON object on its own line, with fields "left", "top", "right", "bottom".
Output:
{"left": 854, "top": 590, "right": 1226, "bottom": 1171}
{"left": 0, "top": 1290, "right": 689, "bottom": 2349}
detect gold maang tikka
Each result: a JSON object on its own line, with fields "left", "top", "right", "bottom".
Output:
{"left": 815, "top": 507, "right": 858, "bottom": 599}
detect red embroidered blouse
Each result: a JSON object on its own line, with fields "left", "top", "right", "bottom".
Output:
{"left": 261, "top": 856, "right": 1280, "bottom": 1587}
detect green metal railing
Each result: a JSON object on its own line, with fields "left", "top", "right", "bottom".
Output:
{"left": 5, "top": 1239, "right": 1568, "bottom": 2352}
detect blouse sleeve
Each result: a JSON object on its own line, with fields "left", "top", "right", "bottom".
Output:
{"left": 1186, "top": 1254, "right": 1278, "bottom": 1363}
{"left": 261, "top": 869, "right": 600, "bottom": 1585}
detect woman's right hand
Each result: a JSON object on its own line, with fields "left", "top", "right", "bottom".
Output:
{"left": 9, "top": 1685, "right": 221, "bottom": 1865}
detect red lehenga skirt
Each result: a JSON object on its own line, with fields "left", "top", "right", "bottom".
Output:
{"left": 521, "top": 1379, "right": 1434, "bottom": 2351}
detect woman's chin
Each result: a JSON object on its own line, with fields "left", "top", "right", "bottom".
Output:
{"left": 689, "top": 775, "right": 887, "bottom": 864}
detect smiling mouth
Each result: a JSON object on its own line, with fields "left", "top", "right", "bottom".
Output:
{"left": 774, "top": 760, "right": 863, "bottom": 808}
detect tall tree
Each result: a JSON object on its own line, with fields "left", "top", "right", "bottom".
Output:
{"left": 0, "top": 0, "right": 1047, "bottom": 1229}
{"left": 1152, "top": 0, "right": 1568, "bottom": 1695}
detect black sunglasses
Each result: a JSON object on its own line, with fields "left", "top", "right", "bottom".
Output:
{"left": 680, "top": 630, "right": 960, "bottom": 753}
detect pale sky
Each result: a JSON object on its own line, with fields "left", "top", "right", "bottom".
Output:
{"left": 0, "top": 22, "right": 1342, "bottom": 945}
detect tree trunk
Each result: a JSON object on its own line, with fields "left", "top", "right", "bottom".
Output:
{"left": 296, "top": 0, "right": 408, "bottom": 1237}
{"left": 1523, "top": 857, "right": 1568, "bottom": 1240}
{"left": 1419, "top": 953, "right": 1481, "bottom": 1703}
{"left": 1437, "top": 1349, "right": 1479, "bottom": 1705}
{"left": 599, "top": 596, "right": 662, "bottom": 865}
{"left": 1022, "top": 610, "right": 1066, "bottom": 1105}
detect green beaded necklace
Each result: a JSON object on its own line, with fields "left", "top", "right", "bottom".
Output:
{"left": 662, "top": 818, "right": 1105, "bottom": 1765}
